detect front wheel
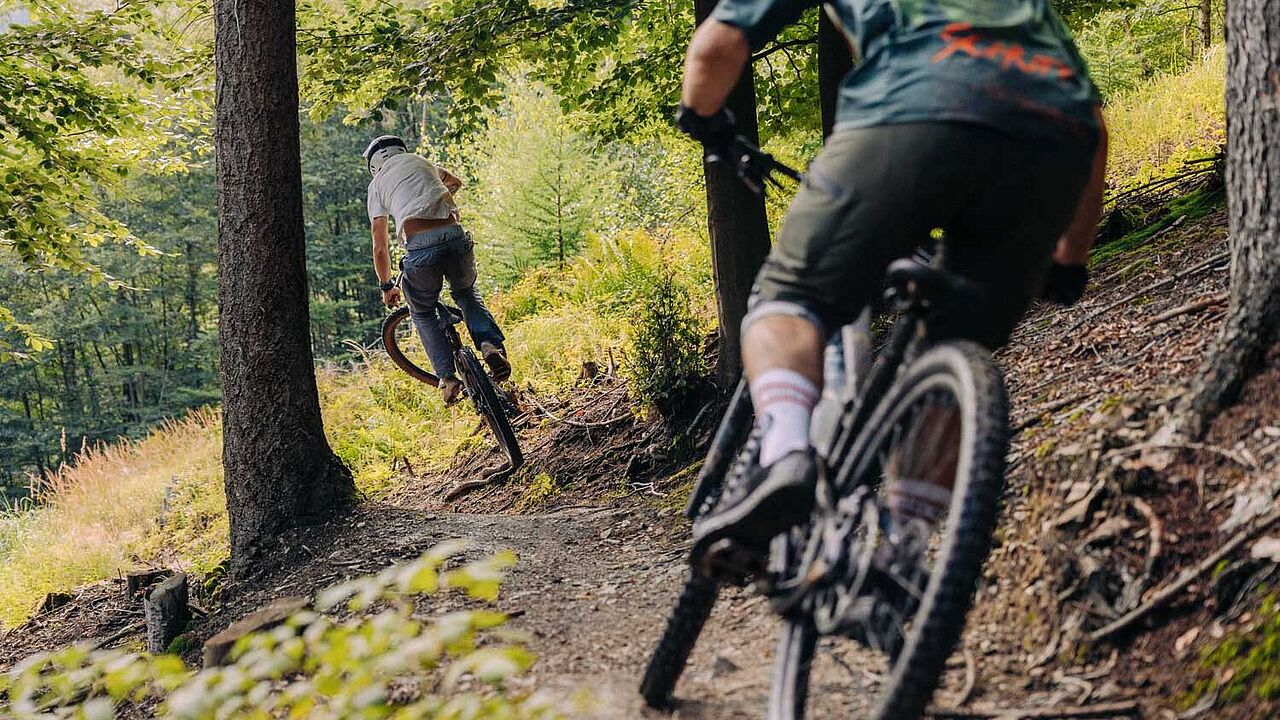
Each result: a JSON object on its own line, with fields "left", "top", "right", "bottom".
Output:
{"left": 639, "top": 574, "right": 719, "bottom": 709}
{"left": 381, "top": 306, "right": 439, "bottom": 386}
{"left": 778, "top": 341, "right": 1009, "bottom": 720}
{"left": 458, "top": 347, "right": 523, "bottom": 469}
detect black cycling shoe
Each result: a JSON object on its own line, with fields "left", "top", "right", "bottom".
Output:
{"left": 691, "top": 449, "right": 817, "bottom": 565}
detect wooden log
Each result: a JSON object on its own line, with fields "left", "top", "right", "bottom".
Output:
{"left": 143, "top": 573, "right": 189, "bottom": 653}
{"left": 202, "top": 596, "right": 309, "bottom": 668}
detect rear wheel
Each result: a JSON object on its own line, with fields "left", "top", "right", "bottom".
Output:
{"left": 381, "top": 306, "right": 438, "bottom": 386}
{"left": 774, "top": 341, "right": 1009, "bottom": 720}
{"left": 458, "top": 347, "right": 522, "bottom": 469}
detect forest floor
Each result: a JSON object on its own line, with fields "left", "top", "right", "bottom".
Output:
{"left": 5, "top": 182, "right": 1278, "bottom": 719}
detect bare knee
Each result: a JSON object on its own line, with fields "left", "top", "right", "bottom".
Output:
{"left": 742, "top": 314, "right": 824, "bottom": 383}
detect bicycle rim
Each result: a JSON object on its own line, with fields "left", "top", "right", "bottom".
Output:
{"left": 803, "top": 341, "right": 1008, "bottom": 720}
{"left": 380, "top": 306, "right": 438, "bottom": 386}
{"left": 460, "top": 348, "right": 523, "bottom": 468}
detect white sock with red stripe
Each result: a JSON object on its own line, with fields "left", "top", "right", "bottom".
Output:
{"left": 886, "top": 478, "right": 953, "bottom": 527}
{"left": 750, "top": 368, "right": 820, "bottom": 468}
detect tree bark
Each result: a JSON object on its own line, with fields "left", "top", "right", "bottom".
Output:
{"left": 817, "top": 7, "right": 853, "bottom": 140}
{"left": 214, "top": 0, "right": 355, "bottom": 578}
{"left": 1200, "top": 0, "right": 1213, "bottom": 53}
{"left": 693, "top": 0, "right": 772, "bottom": 388}
{"left": 1179, "top": 0, "right": 1280, "bottom": 437}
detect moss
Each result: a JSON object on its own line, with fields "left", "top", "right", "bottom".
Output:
{"left": 1034, "top": 438, "right": 1058, "bottom": 459}
{"left": 165, "top": 633, "right": 194, "bottom": 655}
{"left": 516, "top": 472, "right": 560, "bottom": 510}
{"left": 1196, "top": 594, "right": 1280, "bottom": 708}
{"left": 1092, "top": 184, "right": 1226, "bottom": 266}
{"left": 653, "top": 463, "right": 699, "bottom": 514}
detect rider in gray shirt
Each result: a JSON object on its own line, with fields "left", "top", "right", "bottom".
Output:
{"left": 364, "top": 135, "right": 510, "bottom": 403}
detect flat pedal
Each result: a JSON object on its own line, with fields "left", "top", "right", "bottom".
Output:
{"left": 694, "top": 539, "right": 767, "bottom": 584}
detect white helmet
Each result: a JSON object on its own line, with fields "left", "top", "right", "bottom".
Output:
{"left": 363, "top": 135, "right": 407, "bottom": 176}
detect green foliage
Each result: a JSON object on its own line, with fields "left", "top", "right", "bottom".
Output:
{"left": 1073, "top": 1, "right": 1219, "bottom": 97}
{"left": 296, "top": 0, "right": 818, "bottom": 144}
{"left": 0, "top": 0, "right": 207, "bottom": 354}
{"left": 0, "top": 162, "right": 220, "bottom": 485}
{"left": 1103, "top": 45, "right": 1225, "bottom": 194}
{"left": 625, "top": 268, "right": 707, "bottom": 413}
{"left": 0, "top": 543, "right": 557, "bottom": 719}
{"left": 464, "top": 80, "right": 613, "bottom": 287}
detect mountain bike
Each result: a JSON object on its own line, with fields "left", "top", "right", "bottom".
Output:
{"left": 640, "top": 138, "right": 1010, "bottom": 719}
{"left": 382, "top": 301, "right": 523, "bottom": 469}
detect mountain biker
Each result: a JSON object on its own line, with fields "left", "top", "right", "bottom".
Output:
{"left": 365, "top": 135, "right": 512, "bottom": 404}
{"left": 678, "top": 2, "right": 1107, "bottom": 556}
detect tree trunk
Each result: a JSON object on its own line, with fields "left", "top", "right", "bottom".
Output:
{"left": 214, "top": 0, "right": 355, "bottom": 578}
{"left": 1200, "top": 0, "right": 1213, "bottom": 53}
{"left": 818, "top": 7, "right": 853, "bottom": 140}
{"left": 694, "top": 0, "right": 771, "bottom": 388}
{"left": 185, "top": 238, "right": 199, "bottom": 347}
{"left": 1179, "top": 0, "right": 1280, "bottom": 437}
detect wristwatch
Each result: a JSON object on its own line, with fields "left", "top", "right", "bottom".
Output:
{"left": 379, "top": 279, "right": 397, "bottom": 293}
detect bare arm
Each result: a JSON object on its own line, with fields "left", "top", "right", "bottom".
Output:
{"left": 1054, "top": 106, "right": 1109, "bottom": 265}
{"left": 437, "top": 167, "right": 463, "bottom": 196}
{"left": 371, "top": 216, "right": 400, "bottom": 307}
{"left": 680, "top": 19, "right": 750, "bottom": 115}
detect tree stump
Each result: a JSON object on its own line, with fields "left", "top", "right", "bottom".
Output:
{"left": 202, "top": 596, "right": 309, "bottom": 668}
{"left": 126, "top": 569, "right": 172, "bottom": 600}
{"left": 143, "top": 573, "right": 190, "bottom": 653}
{"left": 38, "top": 591, "right": 75, "bottom": 615}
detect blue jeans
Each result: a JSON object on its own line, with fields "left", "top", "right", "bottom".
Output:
{"left": 399, "top": 225, "right": 506, "bottom": 379}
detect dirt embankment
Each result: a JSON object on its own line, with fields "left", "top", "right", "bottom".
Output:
{"left": 6, "top": 185, "right": 1280, "bottom": 719}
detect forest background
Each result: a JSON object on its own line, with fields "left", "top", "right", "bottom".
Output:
{"left": 0, "top": 0, "right": 1229, "bottom": 623}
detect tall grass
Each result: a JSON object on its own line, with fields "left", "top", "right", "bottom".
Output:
{"left": 0, "top": 410, "right": 224, "bottom": 628}
{"left": 1104, "top": 45, "right": 1226, "bottom": 193}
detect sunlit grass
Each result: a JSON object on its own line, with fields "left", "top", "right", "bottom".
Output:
{"left": 1104, "top": 45, "right": 1226, "bottom": 193}
{"left": 0, "top": 410, "right": 224, "bottom": 628}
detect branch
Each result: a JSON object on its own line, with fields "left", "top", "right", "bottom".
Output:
{"left": 751, "top": 35, "right": 816, "bottom": 62}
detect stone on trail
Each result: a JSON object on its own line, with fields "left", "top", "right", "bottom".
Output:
{"left": 202, "top": 596, "right": 309, "bottom": 668}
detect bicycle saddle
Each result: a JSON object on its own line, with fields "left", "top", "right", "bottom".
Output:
{"left": 435, "top": 303, "right": 464, "bottom": 325}
{"left": 885, "top": 258, "right": 981, "bottom": 304}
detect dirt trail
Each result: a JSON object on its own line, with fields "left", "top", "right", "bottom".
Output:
{"left": 207, "top": 501, "right": 898, "bottom": 719}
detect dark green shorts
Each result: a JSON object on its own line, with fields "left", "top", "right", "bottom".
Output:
{"left": 751, "top": 122, "right": 1095, "bottom": 348}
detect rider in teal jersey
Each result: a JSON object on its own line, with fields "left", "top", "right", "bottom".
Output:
{"left": 676, "top": 0, "right": 1108, "bottom": 554}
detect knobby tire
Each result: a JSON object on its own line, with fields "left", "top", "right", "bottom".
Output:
{"left": 775, "top": 341, "right": 1008, "bottom": 720}
{"left": 639, "top": 573, "right": 720, "bottom": 708}
{"left": 459, "top": 347, "right": 523, "bottom": 469}
{"left": 381, "top": 306, "right": 438, "bottom": 386}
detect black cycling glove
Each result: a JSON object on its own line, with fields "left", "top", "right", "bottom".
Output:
{"left": 675, "top": 103, "right": 737, "bottom": 152}
{"left": 1041, "top": 262, "right": 1089, "bottom": 306}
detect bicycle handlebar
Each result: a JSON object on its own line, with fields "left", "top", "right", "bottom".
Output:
{"left": 706, "top": 136, "right": 804, "bottom": 196}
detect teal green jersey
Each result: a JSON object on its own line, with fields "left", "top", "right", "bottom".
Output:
{"left": 712, "top": 0, "right": 1101, "bottom": 142}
